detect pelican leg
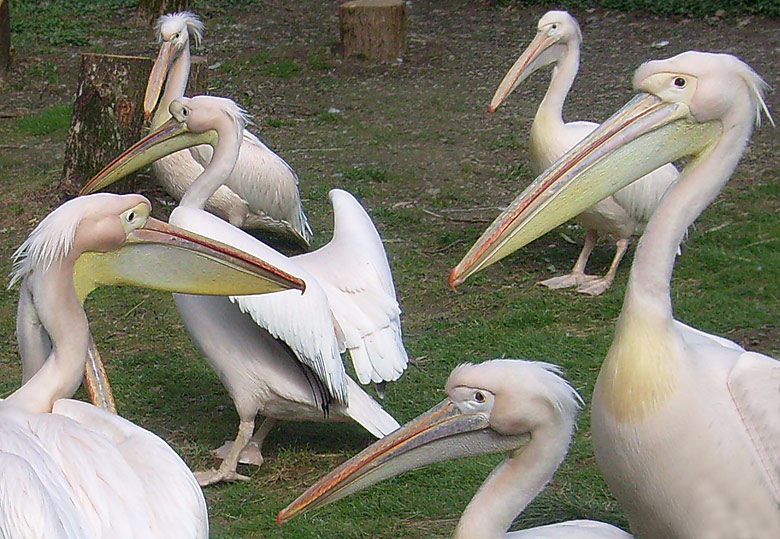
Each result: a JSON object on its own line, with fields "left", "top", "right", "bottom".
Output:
{"left": 539, "top": 229, "right": 597, "bottom": 289}
{"left": 195, "top": 419, "right": 254, "bottom": 486}
{"left": 213, "top": 417, "right": 277, "bottom": 466}
{"left": 576, "top": 237, "right": 629, "bottom": 296}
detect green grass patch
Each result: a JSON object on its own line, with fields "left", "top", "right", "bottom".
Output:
{"left": 14, "top": 105, "right": 72, "bottom": 137}
{"left": 10, "top": 0, "right": 134, "bottom": 47}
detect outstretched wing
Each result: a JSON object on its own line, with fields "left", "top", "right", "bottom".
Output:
{"left": 170, "top": 206, "right": 348, "bottom": 404}
{"left": 295, "top": 190, "right": 409, "bottom": 385}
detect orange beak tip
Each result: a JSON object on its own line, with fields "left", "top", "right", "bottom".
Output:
{"left": 276, "top": 512, "right": 285, "bottom": 526}
{"left": 448, "top": 268, "right": 461, "bottom": 291}
{"left": 488, "top": 106, "right": 496, "bottom": 114}
{"left": 143, "top": 110, "right": 152, "bottom": 120}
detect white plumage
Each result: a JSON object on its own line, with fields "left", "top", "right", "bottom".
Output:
{"left": 1, "top": 194, "right": 210, "bottom": 538}
{"left": 489, "top": 10, "right": 678, "bottom": 295}
{"left": 453, "top": 51, "right": 780, "bottom": 537}
{"left": 279, "top": 360, "right": 631, "bottom": 538}
{"left": 146, "top": 12, "right": 311, "bottom": 246}
{"left": 82, "top": 95, "right": 408, "bottom": 486}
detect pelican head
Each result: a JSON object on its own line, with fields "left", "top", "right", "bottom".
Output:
{"left": 145, "top": 12, "right": 204, "bottom": 118}
{"left": 10, "top": 193, "right": 304, "bottom": 300}
{"left": 277, "top": 359, "right": 581, "bottom": 523}
{"left": 81, "top": 96, "right": 247, "bottom": 197}
{"left": 489, "top": 10, "right": 582, "bottom": 113}
{"left": 451, "top": 51, "right": 771, "bottom": 288}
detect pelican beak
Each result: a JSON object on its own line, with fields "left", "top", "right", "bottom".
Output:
{"left": 79, "top": 117, "right": 214, "bottom": 196}
{"left": 144, "top": 41, "right": 176, "bottom": 119}
{"left": 489, "top": 31, "right": 561, "bottom": 113}
{"left": 450, "top": 92, "right": 722, "bottom": 287}
{"left": 74, "top": 205, "right": 305, "bottom": 301}
{"left": 277, "top": 399, "right": 527, "bottom": 524}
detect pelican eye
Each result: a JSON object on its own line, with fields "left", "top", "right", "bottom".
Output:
{"left": 673, "top": 77, "right": 686, "bottom": 88}
{"left": 551, "top": 24, "right": 557, "bottom": 30}
{"left": 474, "top": 391, "right": 485, "bottom": 403}
{"left": 126, "top": 211, "right": 135, "bottom": 223}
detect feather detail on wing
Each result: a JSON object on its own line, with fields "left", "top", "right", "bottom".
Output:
{"left": 170, "top": 206, "right": 349, "bottom": 404}
{"left": 728, "top": 351, "right": 780, "bottom": 503}
{"left": 340, "top": 377, "right": 400, "bottom": 438}
{"left": 52, "top": 399, "right": 209, "bottom": 539}
{"left": 0, "top": 418, "right": 90, "bottom": 537}
{"left": 612, "top": 162, "right": 679, "bottom": 224}
{"left": 295, "top": 190, "right": 408, "bottom": 385}
{"left": 189, "top": 129, "right": 311, "bottom": 245}
{"left": 25, "top": 412, "right": 154, "bottom": 538}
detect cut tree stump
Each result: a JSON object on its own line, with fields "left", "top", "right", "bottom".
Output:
{"left": 60, "top": 52, "right": 207, "bottom": 198}
{"left": 0, "top": 0, "right": 10, "bottom": 78}
{"left": 340, "top": 0, "right": 407, "bottom": 61}
{"left": 138, "top": 0, "right": 191, "bottom": 21}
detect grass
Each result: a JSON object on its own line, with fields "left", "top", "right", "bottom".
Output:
{"left": 1, "top": 1, "right": 778, "bottom": 538}
{"left": 13, "top": 104, "right": 72, "bottom": 137}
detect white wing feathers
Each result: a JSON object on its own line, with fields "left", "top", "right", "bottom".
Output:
{"left": 728, "top": 351, "right": 780, "bottom": 503}
{"left": 52, "top": 399, "right": 209, "bottom": 539}
{"left": 342, "top": 376, "right": 400, "bottom": 437}
{"left": 189, "top": 129, "right": 312, "bottom": 244}
{"left": 0, "top": 418, "right": 90, "bottom": 538}
{"left": 674, "top": 320, "right": 745, "bottom": 352}
{"left": 25, "top": 412, "right": 154, "bottom": 538}
{"left": 612, "top": 162, "right": 679, "bottom": 224}
{"left": 0, "top": 452, "right": 87, "bottom": 538}
{"left": 170, "top": 206, "right": 349, "bottom": 404}
{"left": 295, "top": 190, "right": 409, "bottom": 385}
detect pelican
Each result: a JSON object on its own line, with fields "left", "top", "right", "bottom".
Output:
{"left": 80, "top": 95, "right": 408, "bottom": 486}
{"left": 2, "top": 193, "right": 303, "bottom": 537}
{"left": 278, "top": 359, "right": 632, "bottom": 538}
{"left": 489, "top": 11, "right": 679, "bottom": 295}
{"left": 144, "top": 12, "right": 312, "bottom": 247}
{"left": 451, "top": 52, "right": 779, "bottom": 536}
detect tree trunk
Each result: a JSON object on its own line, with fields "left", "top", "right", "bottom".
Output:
{"left": 138, "top": 0, "right": 191, "bottom": 21}
{"left": 60, "top": 52, "right": 207, "bottom": 198}
{"left": 0, "top": 0, "right": 11, "bottom": 78}
{"left": 340, "top": 0, "right": 407, "bottom": 62}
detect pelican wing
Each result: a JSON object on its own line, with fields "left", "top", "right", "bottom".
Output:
{"left": 612, "top": 162, "right": 679, "bottom": 224}
{"left": 508, "top": 519, "right": 632, "bottom": 538}
{"left": 189, "top": 129, "right": 311, "bottom": 244}
{"left": 728, "top": 351, "right": 780, "bottom": 502}
{"left": 294, "top": 190, "right": 408, "bottom": 385}
{"left": 673, "top": 320, "right": 745, "bottom": 352}
{"left": 25, "top": 410, "right": 154, "bottom": 538}
{"left": 0, "top": 418, "right": 90, "bottom": 537}
{"left": 52, "top": 399, "right": 208, "bottom": 538}
{"left": 170, "top": 206, "right": 349, "bottom": 404}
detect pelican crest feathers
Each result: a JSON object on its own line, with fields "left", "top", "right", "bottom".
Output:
{"left": 448, "top": 360, "right": 584, "bottom": 417}
{"left": 155, "top": 11, "right": 204, "bottom": 48}
{"left": 8, "top": 196, "right": 104, "bottom": 289}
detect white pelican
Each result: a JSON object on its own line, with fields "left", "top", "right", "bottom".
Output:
{"left": 2, "top": 193, "right": 303, "bottom": 537}
{"left": 451, "top": 52, "right": 779, "bottom": 536}
{"left": 80, "top": 95, "right": 408, "bottom": 486}
{"left": 278, "top": 359, "right": 632, "bottom": 538}
{"left": 489, "top": 11, "right": 679, "bottom": 295}
{"left": 145, "top": 12, "right": 312, "bottom": 247}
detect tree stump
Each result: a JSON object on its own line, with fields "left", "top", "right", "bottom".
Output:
{"left": 340, "top": 0, "right": 407, "bottom": 61}
{"left": 0, "top": 0, "right": 11, "bottom": 78}
{"left": 60, "top": 52, "right": 207, "bottom": 198}
{"left": 138, "top": 0, "right": 191, "bottom": 21}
